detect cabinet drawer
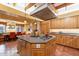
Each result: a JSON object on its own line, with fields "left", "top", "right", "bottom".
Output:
{"left": 31, "top": 49, "right": 45, "bottom": 56}
{"left": 31, "top": 44, "right": 46, "bottom": 48}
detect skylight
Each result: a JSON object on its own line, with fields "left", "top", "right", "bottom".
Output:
{"left": 57, "top": 4, "right": 79, "bottom": 15}
{"left": 1, "top": 3, "right": 36, "bottom": 14}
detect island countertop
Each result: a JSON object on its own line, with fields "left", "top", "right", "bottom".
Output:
{"left": 17, "top": 35, "right": 56, "bottom": 43}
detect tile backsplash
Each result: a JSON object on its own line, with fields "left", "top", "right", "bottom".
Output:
{"left": 50, "top": 29, "right": 79, "bottom": 33}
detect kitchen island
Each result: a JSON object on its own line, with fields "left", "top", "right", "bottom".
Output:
{"left": 17, "top": 35, "right": 56, "bottom": 56}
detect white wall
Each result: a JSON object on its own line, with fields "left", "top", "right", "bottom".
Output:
{"left": 50, "top": 29, "right": 79, "bottom": 33}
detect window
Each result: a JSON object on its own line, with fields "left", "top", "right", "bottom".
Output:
{"left": 16, "top": 26, "right": 23, "bottom": 32}
{"left": 0, "top": 25, "right": 6, "bottom": 33}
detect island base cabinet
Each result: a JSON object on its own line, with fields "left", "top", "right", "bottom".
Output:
{"left": 17, "top": 40, "right": 31, "bottom": 56}
{"left": 31, "top": 49, "right": 45, "bottom": 56}
{"left": 17, "top": 38, "right": 56, "bottom": 56}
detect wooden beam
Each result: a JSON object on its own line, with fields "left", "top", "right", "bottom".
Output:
{"left": 25, "top": 3, "right": 35, "bottom": 10}
{"left": 0, "top": 3, "right": 37, "bottom": 22}
{"left": 0, "top": 9, "right": 36, "bottom": 23}
{"left": 0, "top": 21, "right": 7, "bottom": 25}
{"left": 55, "top": 3, "right": 73, "bottom": 9}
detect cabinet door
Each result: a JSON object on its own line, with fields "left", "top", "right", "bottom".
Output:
{"left": 62, "top": 35, "right": 73, "bottom": 46}
{"left": 77, "top": 16, "right": 79, "bottom": 28}
{"left": 56, "top": 34, "right": 64, "bottom": 44}
{"left": 71, "top": 36, "right": 78, "bottom": 48}
{"left": 40, "top": 21, "right": 50, "bottom": 34}
{"left": 64, "top": 16, "right": 77, "bottom": 28}
{"left": 31, "top": 49, "right": 45, "bottom": 56}
{"left": 46, "top": 42, "right": 56, "bottom": 56}
{"left": 76, "top": 37, "right": 79, "bottom": 48}
{"left": 51, "top": 19, "right": 57, "bottom": 29}
{"left": 55, "top": 19, "right": 64, "bottom": 29}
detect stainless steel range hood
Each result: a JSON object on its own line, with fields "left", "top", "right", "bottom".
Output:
{"left": 31, "top": 4, "right": 57, "bottom": 20}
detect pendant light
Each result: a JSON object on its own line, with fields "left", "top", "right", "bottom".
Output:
{"left": 24, "top": 3, "right": 30, "bottom": 31}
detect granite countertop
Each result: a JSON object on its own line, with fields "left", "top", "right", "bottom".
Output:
{"left": 60, "top": 33, "right": 79, "bottom": 36}
{"left": 50, "top": 32, "right": 79, "bottom": 36}
{"left": 17, "top": 35, "right": 56, "bottom": 43}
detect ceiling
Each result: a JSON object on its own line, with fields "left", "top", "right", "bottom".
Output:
{"left": 1, "top": 3, "right": 37, "bottom": 14}
{"left": 0, "top": 3, "right": 73, "bottom": 22}
{"left": 1, "top": 3, "right": 72, "bottom": 15}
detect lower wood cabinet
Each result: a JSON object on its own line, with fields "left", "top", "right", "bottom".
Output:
{"left": 17, "top": 40, "right": 31, "bottom": 56}
{"left": 31, "top": 44, "right": 46, "bottom": 56}
{"left": 31, "top": 49, "right": 45, "bottom": 56}
{"left": 70, "top": 36, "right": 77, "bottom": 48}
{"left": 55, "top": 34, "right": 79, "bottom": 49}
{"left": 62, "top": 35, "right": 79, "bottom": 49}
{"left": 76, "top": 37, "right": 79, "bottom": 48}
{"left": 62, "top": 35, "right": 73, "bottom": 46}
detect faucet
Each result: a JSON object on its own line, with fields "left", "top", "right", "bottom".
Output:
{"left": 59, "top": 31, "right": 62, "bottom": 34}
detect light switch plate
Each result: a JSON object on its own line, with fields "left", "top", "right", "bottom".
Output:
{"left": 36, "top": 44, "right": 40, "bottom": 48}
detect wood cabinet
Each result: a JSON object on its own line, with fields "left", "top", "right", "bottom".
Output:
{"left": 31, "top": 44, "right": 46, "bottom": 56}
{"left": 17, "top": 39, "right": 51, "bottom": 56}
{"left": 51, "top": 18, "right": 64, "bottom": 29}
{"left": 31, "top": 49, "right": 45, "bottom": 56}
{"left": 46, "top": 39, "right": 56, "bottom": 56}
{"left": 50, "top": 19, "right": 57, "bottom": 29}
{"left": 17, "top": 37, "right": 57, "bottom": 56}
{"left": 50, "top": 16, "right": 78, "bottom": 29}
{"left": 77, "top": 16, "right": 79, "bottom": 28}
{"left": 64, "top": 16, "right": 77, "bottom": 28}
{"left": 40, "top": 20, "right": 50, "bottom": 34}
{"left": 17, "top": 39, "right": 31, "bottom": 56}
{"left": 54, "top": 34, "right": 79, "bottom": 49}
{"left": 62, "top": 35, "right": 79, "bottom": 49}
{"left": 50, "top": 33, "right": 79, "bottom": 49}
{"left": 76, "top": 37, "right": 79, "bottom": 48}
{"left": 40, "top": 16, "right": 79, "bottom": 34}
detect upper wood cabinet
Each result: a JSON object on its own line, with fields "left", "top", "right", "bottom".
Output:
{"left": 77, "top": 16, "right": 79, "bottom": 28}
{"left": 40, "top": 15, "right": 79, "bottom": 33}
{"left": 64, "top": 16, "right": 77, "bottom": 28}
{"left": 55, "top": 18, "right": 64, "bottom": 29}
{"left": 40, "top": 20, "right": 50, "bottom": 34}
{"left": 50, "top": 18, "right": 65, "bottom": 29}
{"left": 50, "top": 16, "right": 78, "bottom": 29}
{"left": 50, "top": 19, "right": 56, "bottom": 29}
